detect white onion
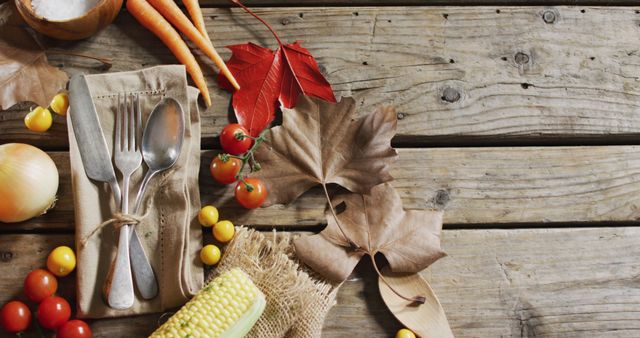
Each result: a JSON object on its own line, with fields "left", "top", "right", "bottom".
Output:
{"left": 0, "top": 143, "right": 59, "bottom": 223}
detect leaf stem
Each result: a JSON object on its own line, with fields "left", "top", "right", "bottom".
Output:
{"left": 321, "top": 184, "right": 359, "bottom": 250}
{"left": 229, "top": 0, "right": 283, "bottom": 46}
{"left": 46, "top": 50, "right": 113, "bottom": 69}
{"left": 370, "top": 253, "right": 426, "bottom": 304}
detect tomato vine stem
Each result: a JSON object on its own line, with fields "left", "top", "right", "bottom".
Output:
{"left": 222, "top": 128, "right": 270, "bottom": 190}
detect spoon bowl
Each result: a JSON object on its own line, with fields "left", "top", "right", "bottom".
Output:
{"left": 141, "top": 98, "right": 185, "bottom": 174}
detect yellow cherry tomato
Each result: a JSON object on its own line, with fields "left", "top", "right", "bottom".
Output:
{"left": 396, "top": 329, "right": 416, "bottom": 338}
{"left": 50, "top": 92, "right": 69, "bottom": 116}
{"left": 200, "top": 244, "right": 221, "bottom": 265}
{"left": 213, "top": 220, "right": 235, "bottom": 243}
{"left": 24, "top": 106, "right": 53, "bottom": 132}
{"left": 198, "top": 205, "right": 219, "bottom": 227}
{"left": 46, "top": 246, "right": 76, "bottom": 277}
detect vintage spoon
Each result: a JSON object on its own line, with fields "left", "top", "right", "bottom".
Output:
{"left": 379, "top": 269, "right": 454, "bottom": 338}
{"left": 129, "top": 97, "right": 185, "bottom": 300}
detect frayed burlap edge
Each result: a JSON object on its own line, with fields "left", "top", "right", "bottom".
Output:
{"left": 206, "top": 227, "right": 340, "bottom": 338}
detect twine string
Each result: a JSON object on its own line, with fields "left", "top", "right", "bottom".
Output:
{"left": 79, "top": 211, "right": 149, "bottom": 248}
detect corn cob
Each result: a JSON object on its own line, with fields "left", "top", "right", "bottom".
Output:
{"left": 149, "top": 268, "right": 266, "bottom": 338}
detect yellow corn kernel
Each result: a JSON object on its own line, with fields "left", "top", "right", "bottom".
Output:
{"left": 149, "top": 268, "right": 265, "bottom": 338}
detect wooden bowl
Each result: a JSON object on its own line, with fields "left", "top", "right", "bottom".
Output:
{"left": 14, "top": 0, "right": 123, "bottom": 40}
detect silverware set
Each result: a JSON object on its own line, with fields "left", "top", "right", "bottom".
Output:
{"left": 69, "top": 75, "right": 185, "bottom": 310}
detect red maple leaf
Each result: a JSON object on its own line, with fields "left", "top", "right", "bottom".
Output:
{"left": 218, "top": 1, "right": 336, "bottom": 137}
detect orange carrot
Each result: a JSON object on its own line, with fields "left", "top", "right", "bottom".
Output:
{"left": 147, "top": 0, "right": 240, "bottom": 91}
{"left": 127, "top": 0, "right": 211, "bottom": 106}
{"left": 182, "top": 0, "right": 210, "bottom": 42}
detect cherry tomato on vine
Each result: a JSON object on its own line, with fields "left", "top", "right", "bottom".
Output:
{"left": 37, "top": 296, "right": 71, "bottom": 330}
{"left": 210, "top": 155, "right": 242, "bottom": 185}
{"left": 235, "top": 178, "right": 267, "bottom": 209}
{"left": 0, "top": 301, "right": 31, "bottom": 333}
{"left": 220, "top": 124, "right": 252, "bottom": 155}
{"left": 24, "top": 268, "right": 58, "bottom": 303}
{"left": 57, "top": 319, "right": 92, "bottom": 338}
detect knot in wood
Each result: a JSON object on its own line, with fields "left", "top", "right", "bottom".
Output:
{"left": 542, "top": 10, "right": 556, "bottom": 24}
{"left": 0, "top": 251, "right": 13, "bottom": 262}
{"left": 281, "top": 18, "right": 290, "bottom": 25}
{"left": 441, "top": 87, "right": 461, "bottom": 103}
{"left": 515, "top": 52, "right": 530, "bottom": 65}
{"left": 434, "top": 189, "right": 450, "bottom": 207}
{"left": 396, "top": 112, "right": 405, "bottom": 120}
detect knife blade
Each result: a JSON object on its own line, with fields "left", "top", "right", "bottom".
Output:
{"left": 69, "top": 74, "right": 121, "bottom": 208}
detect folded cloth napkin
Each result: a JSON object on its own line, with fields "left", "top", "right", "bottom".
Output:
{"left": 67, "top": 65, "right": 204, "bottom": 318}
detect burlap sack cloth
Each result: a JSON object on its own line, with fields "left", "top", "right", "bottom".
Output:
{"left": 208, "top": 227, "right": 340, "bottom": 338}
{"left": 67, "top": 65, "right": 204, "bottom": 318}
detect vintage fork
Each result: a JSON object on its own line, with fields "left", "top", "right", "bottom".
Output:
{"left": 107, "top": 93, "right": 143, "bottom": 309}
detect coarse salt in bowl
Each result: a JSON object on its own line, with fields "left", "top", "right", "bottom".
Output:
{"left": 31, "top": 0, "right": 101, "bottom": 21}
{"left": 15, "top": 0, "right": 123, "bottom": 40}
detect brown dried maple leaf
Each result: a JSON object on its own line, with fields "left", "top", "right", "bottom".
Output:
{"left": 0, "top": 3, "right": 68, "bottom": 110}
{"left": 294, "top": 183, "right": 446, "bottom": 283}
{"left": 252, "top": 94, "right": 398, "bottom": 206}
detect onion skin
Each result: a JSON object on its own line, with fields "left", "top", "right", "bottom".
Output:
{"left": 0, "top": 143, "right": 59, "bottom": 223}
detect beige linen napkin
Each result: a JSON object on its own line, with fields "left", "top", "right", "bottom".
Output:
{"left": 67, "top": 65, "right": 204, "bottom": 318}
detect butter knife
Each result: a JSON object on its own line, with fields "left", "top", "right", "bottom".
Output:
{"left": 69, "top": 75, "right": 122, "bottom": 211}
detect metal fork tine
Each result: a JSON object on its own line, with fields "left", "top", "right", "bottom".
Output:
{"left": 129, "top": 93, "right": 135, "bottom": 151}
{"left": 136, "top": 94, "right": 142, "bottom": 151}
{"left": 123, "top": 93, "right": 129, "bottom": 151}
{"left": 115, "top": 93, "right": 122, "bottom": 152}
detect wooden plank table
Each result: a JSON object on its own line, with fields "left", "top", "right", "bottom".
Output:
{"left": 3, "top": 4, "right": 640, "bottom": 337}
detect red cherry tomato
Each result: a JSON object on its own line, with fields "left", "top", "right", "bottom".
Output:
{"left": 37, "top": 296, "right": 71, "bottom": 330}
{"left": 0, "top": 301, "right": 31, "bottom": 333}
{"left": 235, "top": 178, "right": 267, "bottom": 209}
{"left": 220, "top": 124, "right": 252, "bottom": 155}
{"left": 24, "top": 269, "right": 58, "bottom": 303}
{"left": 210, "top": 155, "right": 242, "bottom": 185}
{"left": 57, "top": 319, "right": 92, "bottom": 338}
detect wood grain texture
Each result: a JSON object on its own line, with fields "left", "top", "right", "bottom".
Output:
{"left": 3, "top": 6, "right": 640, "bottom": 148}
{"left": 5, "top": 145, "right": 640, "bottom": 231}
{"left": 1, "top": 227, "right": 639, "bottom": 337}
{"left": 200, "top": 1, "right": 640, "bottom": 6}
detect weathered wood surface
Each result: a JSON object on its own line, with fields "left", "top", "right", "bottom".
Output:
{"left": 6, "top": 145, "right": 640, "bottom": 231}
{"left": 4, "top": 6, "right": 640, "bottom": 148}
{"left": 205, "top": 1, "right": 640, "bottom": 5}
{"left": 2, "top": 227, "right": 639, "bottom": 337}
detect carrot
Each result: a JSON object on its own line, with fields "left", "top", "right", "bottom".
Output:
{"left": 147, "top": 0, "right": 240, "bottom": 91}
{"left": 127, "top": 0, "right": 211, "bottom": 107}
{"left": 182, "top": 0, "right": 210, "bottom": 42}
